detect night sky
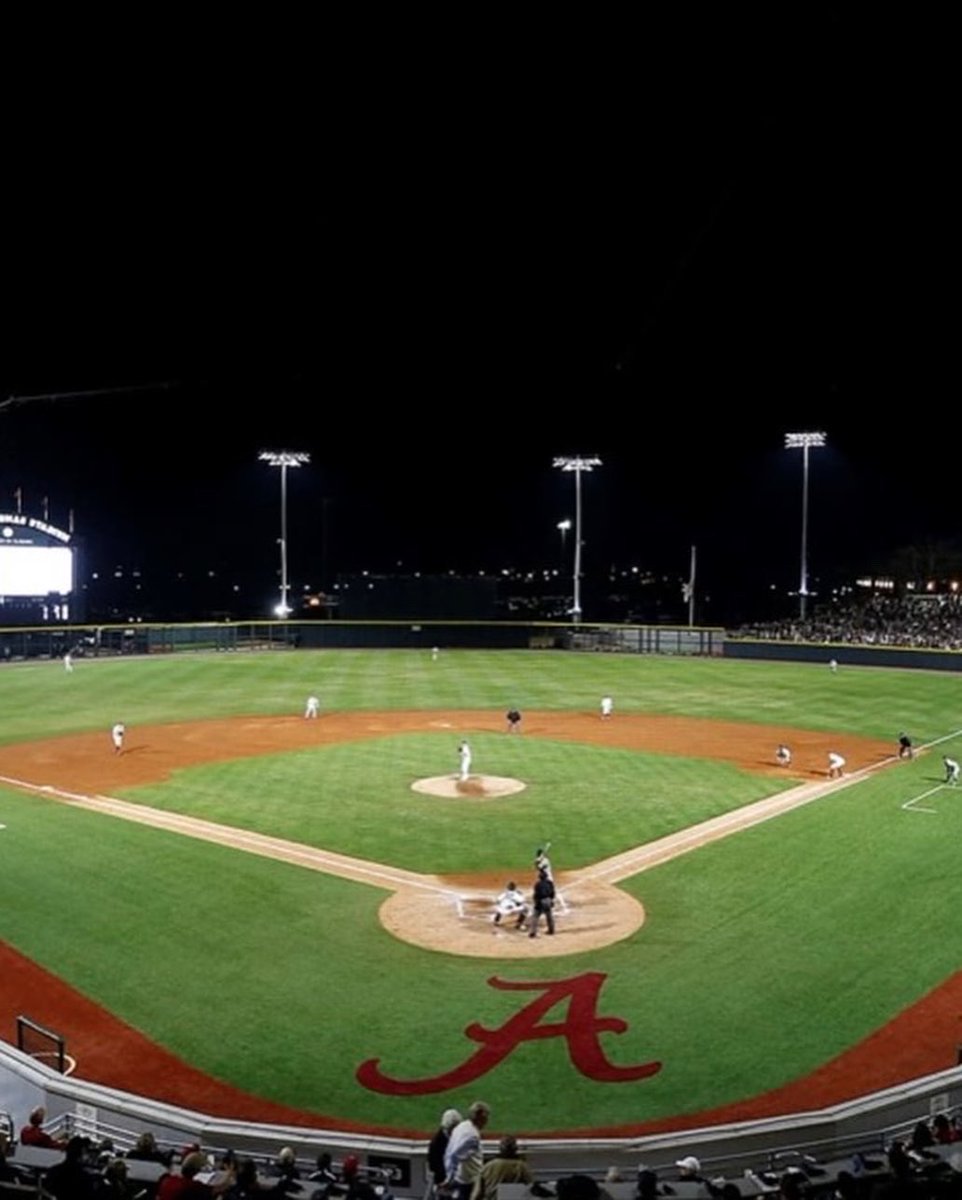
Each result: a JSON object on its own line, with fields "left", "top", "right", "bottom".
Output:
{"left": 1, "top": 10, "right": 955, "bottom": 619}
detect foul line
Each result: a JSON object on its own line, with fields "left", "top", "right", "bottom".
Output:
{"left": 0, "top": 774, "right": 449, "bottom": 896}
{"left": 3, "top": 722, "right": 961, "bottom": 901}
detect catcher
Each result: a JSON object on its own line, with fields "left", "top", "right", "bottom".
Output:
{"left": 492, "top": 881, "right": 529, "bottom": 930}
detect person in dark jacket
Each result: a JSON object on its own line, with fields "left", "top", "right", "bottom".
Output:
{"left": 529, "top": 868, "right": 556, "bottom": 938}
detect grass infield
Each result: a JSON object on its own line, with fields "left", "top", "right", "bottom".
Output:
{"left": 1, "top": 648, "right": 961, "bottom": 1133}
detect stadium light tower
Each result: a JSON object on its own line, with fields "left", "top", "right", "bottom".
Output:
{"left": 259, "top": 450, "right": 310, "bottom": 617}
{"left": 553, "top": 456, "right": 602, "bottom": 623}
{"left": 784, "top": 432, "right": 826, "bottom": 620}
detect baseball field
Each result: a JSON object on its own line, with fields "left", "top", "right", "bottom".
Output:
{"left": 0, "top": 646, "right": 961, "bottom": 1138}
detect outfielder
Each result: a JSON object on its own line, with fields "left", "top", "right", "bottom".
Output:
{"left": 492, "top": 882, "right": 528, "bottom": 929}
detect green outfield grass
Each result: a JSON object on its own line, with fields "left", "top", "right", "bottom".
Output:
{"left": 1, "top": 648, "right": 961, "bottom": 1134}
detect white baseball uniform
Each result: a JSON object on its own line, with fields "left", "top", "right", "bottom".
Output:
{"left": 944, "top": 757, "right": 960, "bottom": 784}
{"left": 600, "top": 696, "right": 613, "bottom": 719}
{"left": 63, "top": 653, "right": 73, "bottom": 673}
{"left": 305, "top": 695, "right": 320, "bottom": 719}
{"left": 776, "top": 745, "right": 792, "bottom": 766}
{"left": 828, "top": 751, "right": 845, "bottom": 777}
{"left": 111, "top": 723, "right": 126, "bottom": 753}
{"left": 493, "top": 885, "right": 528, "bottom": 926}
{"left": 458, "top": 741, "right": 472, "bottom": 781}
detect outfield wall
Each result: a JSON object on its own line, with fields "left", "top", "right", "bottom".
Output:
{"left": 1, "top": 1041, "right": 960, "bottom": 1184}
{"left": 0, "top": 621, "right": 724, "bottom": 658}
{"left": 725, "top": 638, "right": 962, "bottom": 672}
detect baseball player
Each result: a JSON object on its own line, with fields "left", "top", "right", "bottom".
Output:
{"left": 534, "top": 844, "right": 553, "bottom": 881}
{"left": 305, "top": 695, "right": 320, "bottom": 719}
{"left": 944, "top": 756, "right": 960, "bottom": 784}
{"left": 827, "top": 751, "right": 845, "bottom": 779}
{"left": 505, "top": 708, "right": 522, "bottom": 733}
{"left": 600, "top": 695, "right": 613, "bottom": 719}
{"left": 63, "top": 651, "right": 73, "bottom": 673}
{"left": 897, "top": 732, "right": 913, "bottom": 759}
{"left": 492, "top": 881, "right": 528, "bottom": 929}
{"left": 111, "top": 722, "right": 126, "bottom": 755}
{"left": 432, "top": 646, "right": 440, "bottom": 662}
{"left": 458, "top": 740, "right": 472, "bottom": 782}
{"left": 829, "top": 659, "right": 838, "bottom": 674}
{"left": 776, "top": 744, "right": 792, "bottom": 767}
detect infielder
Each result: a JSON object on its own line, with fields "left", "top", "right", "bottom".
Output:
{"left": 776, "top": 744, "right": 792, "bottom": 767}
{"left": 305, "top": 695, "right": 320, "bottom": 719}
{"left": 827, "top": 751, "right": 845, "bottom": 779}
{"left": 111, "top": 722, "right": 126, "bottom": 755}
{"left": 944, "top": 756, "right": 960, "bottom": 785}
{"left": 600, "top": 695, "right": 613, "bottom": 719}
{"left": 492, "top": 882, "right": 528, "bottom": 929}
{"left": 458, "top": 740, "right": 472, "bottom": 782}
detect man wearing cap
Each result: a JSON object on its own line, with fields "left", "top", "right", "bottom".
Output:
{"left": 674, "top": 1157, "right": 709, "bottom": 1194}
{"left": 444, "top": 1102, "right": 491, "bottom": 1200}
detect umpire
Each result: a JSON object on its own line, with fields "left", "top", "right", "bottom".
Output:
{"left": 529, "top": 868, "right": 556, "bottom": 938}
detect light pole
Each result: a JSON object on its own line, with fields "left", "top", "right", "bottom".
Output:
{"left": 553, "top": 456, "right": 602, "bottom": 623}
{"left": 784, "top": 432, "right": 826, "bottom": 620}
{"left": 259, "top": 450, "right": 310, "bottom": 617}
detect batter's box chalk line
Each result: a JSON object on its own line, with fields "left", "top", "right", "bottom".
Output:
{"left": 901, "top": 784, "right": 949, "bottom": 814}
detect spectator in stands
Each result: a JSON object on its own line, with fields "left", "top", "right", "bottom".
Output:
{"left": 777, "top": 1174, "right": 805, "bottom": 1200}
{"left": 471, "top": 1136, "right": 535, "bottom": 1200}
{"left": 225, "top": 1157, "right": 289, "bottom": 1196}
{"left": 100, "top": 1156, "right": 137, "bottom": 1198}
{"left": 428, "top": 1109, "right": 462, "bottom": 1198}
{"left": 158, "top": 1149, "right": 233, "bottom": 1197}
{"left": 309, "top": 1152, "right": 342, "bottom": 1195}
{"left": 932, "top": 1113, "right": 959, "bottom": 1144}
{"left": 19, "top": 1104, "right": 66, "bottom": 1149}
{"left": 675, "top": 1157, "right": 707, "bottom": 1184}
{"left": 636, "top": 1168, "right": 660, "bottom": 1200}
{"left": 269, "top": 1147, "right": 301, "bottom": 1188}
{"left": 341, "top": 1154, "right": 378, "bottom": 1200}
{"left": 444, "top": 1103, "right": 491, "bottom": 1200}
{"left": 127, "top": 1130, "right": 170, "bottom": 1165}
{"left": 555, "top": 1175, "right": 612, "bottom": 1200}
{"left": 44, "top": 1134, "right": 98, "bottom": 1199}
{"left": 910, "top": 1121, "right": 935, "bottom": 1153}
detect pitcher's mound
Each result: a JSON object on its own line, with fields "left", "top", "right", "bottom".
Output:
{"left": 412, "top": 774, "right": 527, "bottom": 800}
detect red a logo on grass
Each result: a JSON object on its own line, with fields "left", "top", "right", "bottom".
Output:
{"left": 356, "top": 972, "right": 661, "bottom": 1095}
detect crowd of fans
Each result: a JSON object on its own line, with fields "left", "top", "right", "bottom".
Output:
{"left": 734, "top": 594, "right": 962, "bottom": 650}
{"left": 1, "top": 1102, "right": 960, "bottom": 1200}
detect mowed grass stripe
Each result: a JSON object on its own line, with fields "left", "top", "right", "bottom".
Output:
{"left": 2, "top": 649, "right": 962, "bottom": 1133}
{"left": 118, "top": 736, "right": 787, "bottom": 873}
{"left": 2, "top": 649, "right": 961, "bottom": 744}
